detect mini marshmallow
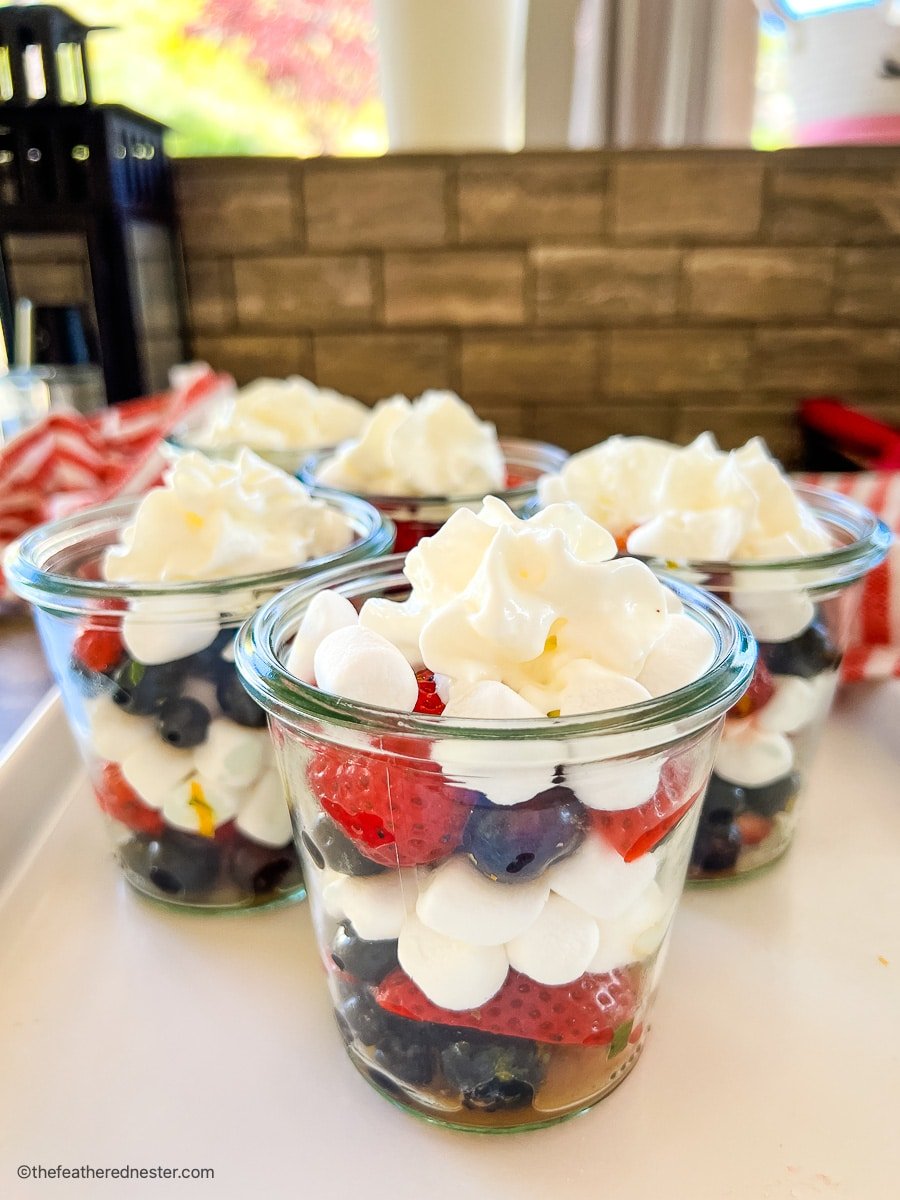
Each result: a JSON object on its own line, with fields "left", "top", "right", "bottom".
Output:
{"left": 87, "top": 697, "right": 156, "bottom": 762}
{"left": 121, "top": 596, "right": 221, "bottom": 665}
{"left": 193, "top": 719, "right": 266, "bottom": 790}
{"left": 637, "top": 614, "right": 716, "bottom": 697}
{"left": 398, "top": 914, "right": 509, "bottom": 1011}
{"left": 715, "top": 723, "right": 794, "bottom": 787}
{"left": 564, "top": 756, "right": 662, "bottom": 813}
{"left": 416, "top": 854, "right": 550, "bottom": 946}
{"left": 589, "top": 881, "right": 670, "bottom": 974}
{"left": 234, "top": 769, "right": 292, "bottom": 847}
{"left": 506, "top": 894, "right": 600, "bottom": 986}
{"left": 285, "top": 589, "right": 359, "bottom": 684}
{"left": 548, "top": 835, "right": 657, "bottom": 921}
{"left": 444, "top": 680, "right": 544, "bottom": 721}
{"left": 733, "top": 590, "right": 814, "bottom": 643}
{"left": 313, "top": 624, "right": 418, "bottom": 711}
{"left": 755, "top": 675, "right": 818, "bottom": 735}
{"left": 162, "top": 775, "right": 240, "bottom": 834}
{"left": 323, "top": 869, "right": 417, "bottom": 941}
{"left": 555, "top": 660, "right": 651, "bottom": 716}
{"left": 119, "top": 740, "right": 195, "bottom": 810}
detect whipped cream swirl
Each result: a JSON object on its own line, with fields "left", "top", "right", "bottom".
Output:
{"left": 314, "top": 390, "right": 506, "bottom": 497}
{"left": 539, "top": 433, "right": 831, "bottom": 562}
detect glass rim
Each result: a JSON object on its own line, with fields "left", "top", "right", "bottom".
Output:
{"left": 235, "top": 552, "right": 756, "bottom": 744}
{"left": 300, "top": 436, "right": 569, "bottom": 508}
{"left": 625, "top": 483, "right": 891, "bottom": 587}
{"left": 4, "top": 491, "right": 394, "bottom": 612}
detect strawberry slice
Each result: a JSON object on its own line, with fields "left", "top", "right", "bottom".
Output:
{"left": 413, "top": 668, "right": 445, "bottom": 716}
{"left": 73, "top": 626, "right": 124, "bottom": 674}
{"left": 730, "top": 659, "right": 775, "bottom": 719}
{"left": 307, "top": 743, "right": 476, "bottom": 867}
{"left": 376, "top": 966, "right": 639, "bottom": 1047}
{"left": 94, "top": 762, "right": 164, "bottom": 836}
{"left": 589, "top": 757, "right": 700, "bottom": 862}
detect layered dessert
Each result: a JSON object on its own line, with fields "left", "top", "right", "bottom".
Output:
{"left": 306, "top": 390, "right": 567, "bottom": 551}
{"left": 538, "top": 433, "right": 874, "bottom": 880}
{"left": 235, "top": 499, "right": 754, "bottom": 1129}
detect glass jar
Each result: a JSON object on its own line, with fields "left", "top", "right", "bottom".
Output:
{"left": 4, "top": 494, "right": 393, "bottom": 912}
{"left": 165, "top": 424, "right": 316, "bottom": 478}
{"left": 636, "top": 485, "right": 890, "bottom": 883}
{"left": 235, "top": 555, "right": 754, "bottom": 1131}
{"left": 302, "top": 437, "right": 569, "bottom": 552}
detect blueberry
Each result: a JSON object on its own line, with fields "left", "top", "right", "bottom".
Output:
{"left": 440, "top": 1038, "right": 545, "bottom": 1112}
{"left": 462, "top": 785, "right": 587, "bottom": 883}
{"left": 742, "top": 772, "right": 800, "bottom": 819}
{"left": 216, "top": 669, "right": 266, "bottom": 728}
{"left": 228, "top": 835, "right": 301, "bottom": 897}
{"left": 336, "top": 984, "right": 396, "bottom": 1046}
{"left": 302, "top": 812, "right": 386, "bottom": 877}
{"left": 760, "top": 622, "right": 840, "bottom": 679}
{"left": 690, "top": 809, "right": 742, "bottom": 873}
{"left": 331, "top": 921, "right": 399, "bottom": 985}
{"left": 156, "top": 697, "right": 210, "bottom": 749}
{"left": 700, "top": 774, "right": 747, "bottom": 821}
{"left": 374, "top": 1033, "right": 435, "bottom": 1086}
{"left": 110, "top": 659, "right": 178, "bottom": 715}
{"left": 135, "top": 829, "right": 221, "bottom": 898}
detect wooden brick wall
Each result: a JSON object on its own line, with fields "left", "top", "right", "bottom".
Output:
{"left": 174, "top": 147, "right": 900, "bottom": 465}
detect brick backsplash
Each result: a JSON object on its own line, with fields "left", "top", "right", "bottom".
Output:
{"left": 175, "top": 146, "right": 900, "bottom": 464}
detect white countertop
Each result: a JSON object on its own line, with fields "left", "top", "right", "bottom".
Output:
{"left": 0, "top": 684, "right": 898, "bottom": 1200}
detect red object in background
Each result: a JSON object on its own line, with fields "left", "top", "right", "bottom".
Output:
{"left": 799, "top": 398, "right": 900, "bottom": 470}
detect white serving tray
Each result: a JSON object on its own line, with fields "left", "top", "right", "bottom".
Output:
{"left": 1, "top": 685, "right": 898, "bottom": 1200}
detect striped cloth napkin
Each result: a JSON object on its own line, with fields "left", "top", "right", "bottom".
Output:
{"left": 0, "top": 367, "right": 230, "bottom": 600}
{"left": 798, "top": 472, "right": 899, "bottom": 683}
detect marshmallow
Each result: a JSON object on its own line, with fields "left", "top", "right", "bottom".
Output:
{"left": 637, "top": 614, "right": 717, "bottom": 697}
{"left": 548, "top": 835, "right": 657, "bottom": 921}
{"left": 755, "top": 675, "right": 818, "bottom": 735}
{"left": 234, "top": 769, "right": 292, "bottom": 847}
{"left": 87, "top": 697, "right": 156, "bottom": 762}
{"left": 122, "top": 596, "right": 221, "bottom": 665}
{"left": 323, "top": 869, "right": 417, "bottom": 941}
{"left": 589, "top": 881, "right": 670, "bottom": 974}
{"left": 285, "top": 589, "right": 359, "bottom": 684}
{"left": 162, "top": 775, "right": 240, "bottom": 834}
{"left": 506, "top": 894, "right": 600, "bottom": 986}
{"left": 416, "top": 854, "right": 550, "bottom": 946}
{"left": 715, "top": 723, "right": 794, "bottom": 787}
{"left": 193, "top": 719, "right": 266, "bottom": 789}
{"left": 313, "top": 625, "right": 418, "bottom": 711}
{"left": 120, "top": 740, "right": 195, "bottom": 809}
{"left": 564, "top": 756, "right": 662, "bottom": 813}
{"left": 444, "top": 680, "right": 544, "bottom": 721}
{"left": 398, "top": 914, "right": 509, "bottom": 1011}
{"left": 733, "top": 590, "right": 814, "bottom": 643}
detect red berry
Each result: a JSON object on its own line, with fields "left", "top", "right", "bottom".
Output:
{"left": 590, "top": 758, "right": 700, "bottom": 862}
{"left": 73, "top": 625, "right": 124, "bottom": 673}
{"left": 392, "top": 520, "right": 442, "bottom": 553}
{"left": 736, "top": 811, "right": 773, "bottom": 846}
{"left": 94, "top": 762, "right": 164, "bottom": 836}
{"left": 376, "top": 966, "right": 639, "bottom": 1047}
{"left": 413, "top": 669, "right": 445, "bottom": 716}
{"left": 306, "top": 744, "right": 475, "bottom": 867}
{"left": 730, "top": 659, "right": 775, "bottom": 719}
{"left": 504, "top": 470, "right": 527, "bottom": 490}
{"left": 614, "top": 525, "right": 638, "bottom": 554}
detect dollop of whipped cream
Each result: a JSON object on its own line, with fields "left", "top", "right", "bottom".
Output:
{"left": 104, "top": 449, "right": 353, "bottom": 585}
{"left": 190, "top": 376, "right": 368, "bottom": 451}
{"left": 538, "top": 433, "right": 831, "bottom": 562}
{"left": 314, "top": 390, "right": 506, "bottom": 497}
{"left": 288, "top": 498, "right": 715, "bottom": 717}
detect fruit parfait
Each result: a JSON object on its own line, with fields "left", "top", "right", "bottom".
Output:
{"left": 5, "top": 449, "right": 393, "bottom": 911}
{"left": 539, "top": 433, "right": 890, "bottom": 882}
{"left": 168, "top": 373, "right": 370, "bottom": 476}
{"left": 302, "top": 389, "right": 567, "bottom": 552}
{"left": 236, "top": 500, "right": 754, "bottom": 1130}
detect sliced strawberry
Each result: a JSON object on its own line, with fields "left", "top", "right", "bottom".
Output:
{"left": 94, "top": 762, "right": 163, "bottom": 836}
{"left": 589, "top": 757, "right": 700, "bottom": 862}
{"left": 614, "top": 525, "right": 638, "bottom": 554}
{"left": 376, "top": 966, "right": 639, "bottom": 1047}
{"left": 307, "top": 744, "right": 476, "bottom": 867}
{"left": 504, "top": 470, "right": 527, "bottom": 490}
{"left": 73, "top": 626, "right": 124, "bottom": 674}
{"left": 413, "top": 668, "right": 445, "bottom": 716}
{"left": 730, "top": 659, "right": 775, "bottom": 718}
{"left": 736, "top": 811, "right": 773, "bottom": 846}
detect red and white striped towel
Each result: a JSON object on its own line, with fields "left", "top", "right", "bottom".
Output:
{"left": 0, "top": 367, "right": 231, "bottom": 599}
{"left": 798, "top": 472, "right": 900, "bottom": 683}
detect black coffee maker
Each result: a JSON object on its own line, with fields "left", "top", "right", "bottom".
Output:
{"left": 0, "top": 4, "right": 186, "bottom": 403}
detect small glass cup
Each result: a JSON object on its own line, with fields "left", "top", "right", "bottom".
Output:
{"left": 166, "top": 422, "right": 317, "bottom": 478}
{"left": 236, "top": 555, "right": 754, "bottom": 1131}
{"left": 302, "top": 437, "right": 569, "bottom": 552}
{"left": 4, "top": 494, "right": 393, "bottom": 912}
{"left": 634, "top": 484, "right": 890, "bottom": 883}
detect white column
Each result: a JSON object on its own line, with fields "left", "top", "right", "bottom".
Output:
{"left": 373, "top": 0, "right": 530, "bottom": 151}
